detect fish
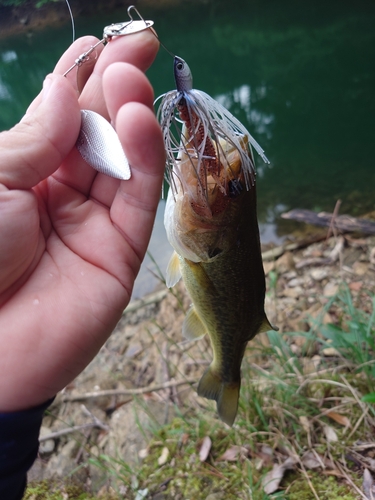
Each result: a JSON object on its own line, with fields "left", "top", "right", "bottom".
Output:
{"left": 156, "top": 56, "right": 276, "bottom": 426}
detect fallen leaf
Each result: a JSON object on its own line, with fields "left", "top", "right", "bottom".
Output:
{"left": 158, "top": 446, "right": 169, "bottom": 466}
{"left": 322, "top": 469, "right": 344, "bottom": 477}
{"left": 217, "top": 445, "right": 248, "bottom": 462}
{"left": 363, "top": 468, "right": 374, "bottom": 500}
{"left": 349, "top": 281, "right": 363, "bottom": 291}
{"left": 138, "top": 448, "right": 148, "bottom": 459}
{"left": 134, "top": 489, "right": 149, "bottom": 500}
{"left": 302, "top": 451, "right": 321, "bottom": 469}
{"left": 181, "top": 433, "right": 189, "bottom": 445}
{"left": 322, "top": 347, "right": 340, "bottom": 357}
{"left": 323, "top": 425, "right": 338, "bottom": 442}
{"left": 262, "top": 457, "right": 296, "bottom": 494}
{"left": 199, "top": 436, "right": 212, "bottom": 462}
{"left": 327, "top": 411, "right": 351, "bottom": 428}
{"left": 299, "top": 416, "right": 310, "bottom": 433}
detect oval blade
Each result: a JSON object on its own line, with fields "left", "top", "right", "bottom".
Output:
{"left": 76, "top": 109, "right": 131, "bottom": 180}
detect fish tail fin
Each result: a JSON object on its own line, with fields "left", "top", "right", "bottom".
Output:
{"left": 197, "top": 368, "right": 240, "bottom": 427}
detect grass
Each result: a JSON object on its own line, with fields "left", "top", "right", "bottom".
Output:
{"left": 26, "top": 285, "right": 375, "bottom": 499}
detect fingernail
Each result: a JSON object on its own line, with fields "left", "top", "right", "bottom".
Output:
{"left": 42, "top": 75, "right": 53, "bottom": 101}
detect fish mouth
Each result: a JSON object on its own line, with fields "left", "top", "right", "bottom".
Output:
{"left": 175, "top": 128, "right": 250, "bottom": 221}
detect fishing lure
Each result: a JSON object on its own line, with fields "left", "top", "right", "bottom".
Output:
{"left": 156, "top": 56, "right": 270, "bottom": 205}
{"left": 63, "top": 5, "right": 154, "bottom": 180}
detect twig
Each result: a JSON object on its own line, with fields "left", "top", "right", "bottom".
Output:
{"left": 295, "top": 236, "right": 344, "bottom": 269}
{"left": 334, "top": 459, "right": 369, "bottom": 500}
{"left": 81, "top": 404, "right": 108, "bottom": 429}
{"left": 291, "top": 443, "right": 320, "bottom": 500}
{"left": 39, "top": 422, "right": 104, "bottom": 442}
{"left": 62, "top": 378, "right": 197, "bottom": 402}
{"left": 327, "top": 199, "right": 342, "bottom": 240}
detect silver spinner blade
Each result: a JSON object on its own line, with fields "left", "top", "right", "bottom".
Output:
{"left": 76, "top": 110, "right": 131, "bottom": 180}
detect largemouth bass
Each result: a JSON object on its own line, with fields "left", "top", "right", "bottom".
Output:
{"left": 158, "top": 57, "right": 275, "bottom": 426}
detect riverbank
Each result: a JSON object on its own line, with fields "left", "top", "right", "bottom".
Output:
{"left": 0, "top": 0, "right": 193, "bottom": 39}
{"left": 26, "top": 228, "right": 375, "bottom": 498}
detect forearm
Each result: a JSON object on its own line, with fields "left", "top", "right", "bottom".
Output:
{"left": 0, "top": 398, "right": 53, "bottom": 500}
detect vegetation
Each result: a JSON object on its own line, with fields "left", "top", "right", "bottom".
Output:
{"left": 0, "top": 0, "right": 58, "bottom": 7}
{"left": 25, "top": 283, "right": 375, "bottom": 499}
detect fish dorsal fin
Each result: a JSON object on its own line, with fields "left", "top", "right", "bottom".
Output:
{"left": 258, "top": 315, "right": 279, "bottom": 333}
{"left": 166, "top": 251, "right": 182, "bottom": 288}
{"left": 182, "top": 305, "right": 207, "bottom": 340}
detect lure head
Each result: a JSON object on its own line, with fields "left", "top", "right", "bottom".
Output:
{"left": 174, "top": 56, "right": 193, "bottom": 92}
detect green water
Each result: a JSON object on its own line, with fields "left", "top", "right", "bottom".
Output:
{"left": 1, "top": 0, "right": 374, "bottom": 295}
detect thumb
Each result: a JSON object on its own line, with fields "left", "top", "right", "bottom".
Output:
{"left": 0, "top": 74, "right": 81, "bottom": 190}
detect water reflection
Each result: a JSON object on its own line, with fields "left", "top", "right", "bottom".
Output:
{"left": 0, "top": 0, "right": 374, "bottom": 296}
{"left": 216, "top": 84, "right": 275, "bottom": 141}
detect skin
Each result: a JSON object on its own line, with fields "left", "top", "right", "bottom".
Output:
{"left": 0, "top": 31, "right": 165, "bottom": 412}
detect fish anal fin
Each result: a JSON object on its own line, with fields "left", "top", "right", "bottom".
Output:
{"left": 182, "top": 305, "right": 207, "bottom": 340}
{"left": 197, "top": 368, "right": 240, "bottom": 427}
{"left": 166, "top": 251, "right": 181, "bottom": 288}
{"left": 258, "top": 315, "right": 279, "bottom": 333}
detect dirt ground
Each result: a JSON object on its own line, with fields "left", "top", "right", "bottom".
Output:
{"left": 27, "top": 227, "right": 375, "bottom": 492}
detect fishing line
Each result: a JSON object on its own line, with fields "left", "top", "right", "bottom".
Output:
{"left": 64, "top": 0, "right": 75, "bottom": 43}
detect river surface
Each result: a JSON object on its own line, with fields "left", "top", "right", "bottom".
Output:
{"left": 1, "top": 0, "right": 374, "bottom": 298}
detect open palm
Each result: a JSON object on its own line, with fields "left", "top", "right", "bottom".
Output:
{"left": 0, "top": 31, "right": 165, "bottom": 411}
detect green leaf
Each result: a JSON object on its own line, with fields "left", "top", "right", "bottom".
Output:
{"left": 362, "top": 393, "right": 375, "bottom": 403}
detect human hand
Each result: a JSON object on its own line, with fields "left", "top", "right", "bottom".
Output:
{"left": 0, "top": 31, "right": 165, "bottom": 411}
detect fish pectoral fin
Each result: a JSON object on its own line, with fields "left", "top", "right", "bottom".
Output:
{"left": 258, "top": 315, "right": 279, "bottom": 333}
{"left": 182, "top": 305, "right": 207, "bottom": 340}
{"left": 197, "top": 368, "right": 240, "bottom": 427}
{"left": 166, "top": 251, "right": 182, "bottom": 288}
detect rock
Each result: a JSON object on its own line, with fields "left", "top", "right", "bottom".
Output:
{"left": 45, "top": 440, "right": 78, "bottom": 478}
{"left": 103, "top": 399, "right": 176, "bottom": 469}
{"left": 275, "top": 251, "right": 295, "bottom": 274}
{"left": 263, "top": 261, "right": 275, "bottom": 275}
{"left": 310, "top": 269, "right": 328, "bottom": 281}
{"left": 352, "top": 261, "right": 368, "bottom": 276}
{"left": 125, "top": 342, "right": 143, "bottom": 358}
{"left": 38, "top": 426, "right": 55, "bottom": 455}
{"left": 283, "top": 286, "right": 304, "bottom": 299}
{"left": 323, "top": 282, "right": 339, "bottom": 297}
{"left": 288, "top": 277, "right": 304, "bottom": 287}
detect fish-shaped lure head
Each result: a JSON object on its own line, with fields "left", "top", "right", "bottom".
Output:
{"left": 174, "top": 56, "right": 193, "bottom": 92}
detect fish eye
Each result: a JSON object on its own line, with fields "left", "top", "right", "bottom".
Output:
{"left": 176, "top": 62, "right": 184, "bottom": 71}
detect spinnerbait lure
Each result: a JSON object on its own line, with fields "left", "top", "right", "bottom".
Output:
{"left": 156, "top": 56, "right": 269, "bottom": 200}
{"left": 64, "top": 6, "right": 154, "bottom": 180}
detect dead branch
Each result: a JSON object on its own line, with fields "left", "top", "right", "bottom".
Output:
{"left": 282, "top": 209, "right": 375, "bottom": 235}
{"left": 39, "top": 422, "right": 108, "bottom": 442}
{"left": 62, "top": 377, "right": 197, "bottom": 402}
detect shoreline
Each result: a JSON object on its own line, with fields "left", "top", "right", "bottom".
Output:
{"left": 0, "top": 0, "right": 189, "bottom": 40}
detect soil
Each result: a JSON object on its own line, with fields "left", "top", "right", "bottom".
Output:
{"left": 27, "top": 226, "right": 375, "bottom": 493}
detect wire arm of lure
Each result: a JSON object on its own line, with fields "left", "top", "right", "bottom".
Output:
{"left": 63, "top": 39, "right": 104, "bottom": 77}
{"left": 63, "top": 5, "right": 154, "bottom": 77}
